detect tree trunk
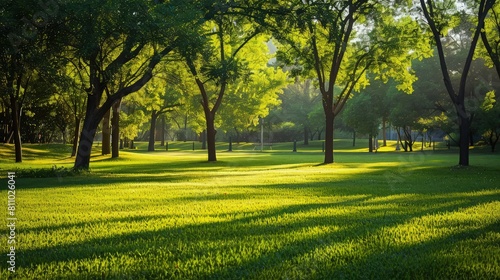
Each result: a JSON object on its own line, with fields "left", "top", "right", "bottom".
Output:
{"left": 71, "top": 117, "right": 80, "bottom": 157}
{"left": 102, "top": 109, "right": 111, "bottom": 155}
{"left": 368, "top": 133, "right": 373, "bottom": 153}
{"left": 183, "top": 114, "right": 188, "bottom": 141}
{"left": 74, "top": 117, "right": 99, "bottom": 169}
{"left": 205, "top": 115, "right": 217, "bottom": 161}
{"left": 458, "top": 114, "right": 470, "bottom": 166}
{"left": 148, "top": 110, "right": 157, "bottom": 152}
{"left": 9, "top": 94, "right": 22, "bottom": 163}
{"left": 160, "top": 115, "right": 165, "bottom": 146}
{"left": 61, "top": 128, "right": 67, "bottom": 145}
{"left": 352, "top": 130, "right": 356, "bottom": 147}
{"left": 382, "top": 117, "right": 387, "bottom": 146}
{"left": 111, "top": 98, "right": 122, "bottom": 158}
{"left": 324, "top": 111, "right": 334, "bottom": 164}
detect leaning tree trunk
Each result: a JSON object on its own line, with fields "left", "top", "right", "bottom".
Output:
{"left": 74, "top": 116, "right": 99, "bottom": 169}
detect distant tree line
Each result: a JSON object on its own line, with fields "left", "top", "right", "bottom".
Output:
{"left": 1, "top": 0, "right": 499, "bottom": 169}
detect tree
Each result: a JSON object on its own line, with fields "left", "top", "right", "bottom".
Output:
{"left": 343, "top": 92, "right": 380, "bottom": 152}
{"left": 477, "top": 91, "right": 500, "bottom": 152}
{"left": 272, "top": 80, "right": 321, "bottom": 145}
{"left": 139, "top": 66, "right": 183, "bottom": 152}
{"left": 50, "top": 59, "right": 88, "bottom": 156}
{"left": 273, "top": 0, "right": 430, "bottom": 164}
{"left": 181, "top": 2, "right": 271, "bottom": 162}
{"left": 218, "top": 40, "right": 288, "bottom": 144}
{"left": 419, "top": 0, "right": 496, "bottom": 166}
{"left": 0, "top": 0, "right": 62, "bottom": 162}
{"left": 480, "top": 1, "right": 500, "bottom": 78}
{"left": 119, "top": 97, "right": 148, "bottom": 149}
{"left": 62, "top": 0, "right": 196, "bottom": 169}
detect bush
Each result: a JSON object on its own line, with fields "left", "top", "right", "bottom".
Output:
{"left": 14, "top": 165, "right": 89, "bottom": 178}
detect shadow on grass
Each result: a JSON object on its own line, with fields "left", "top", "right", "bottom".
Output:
{"left": 10, "top": 178, "right": 500, "bottom": 279}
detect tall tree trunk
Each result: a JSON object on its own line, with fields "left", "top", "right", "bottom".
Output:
{"left": 102, "top": 109, "right": 111, "bottom": 155}
{"left": 111, "top": 98, "right": 122, "bottom": 158}
{"left": 160, "top": 115, "right": 165, "bottom": 146}
{"left": 205, "top": 115, "right": 217, "bottom": 161}
{"left": 458, "top": 114, "right": 470, "bottom": 166}
{"left": 382, "top": 117, "right": 387, "bottom": 146}
{"left": 74, "top": 117, "right": 99, "bottom": 169}
{"left": 61, "top": 128, "right": 67, "bottom": 145}
{"left": 352, "top": 130, "right": 356, "bottom": 147}
{"left": 324, "top": 111, "right": 334, "bottom": 164}
{"left": 71, "top": 117, "right": 80, "bottom": 157}
{"left": 183, "top": 114, "right": 188, "bottom": 141}
{"left": 148, "top": 110, "right": 157, "bottom": 152}
{"left": 368, "top": 133, "right": 373, "bottom": 153}
{"left": 9, "top": 94, "right": 22, "bottom": 163}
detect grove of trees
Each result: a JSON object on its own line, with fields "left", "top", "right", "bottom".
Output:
{"left": 1, "top": 0, "right": 499, "bottom": 169}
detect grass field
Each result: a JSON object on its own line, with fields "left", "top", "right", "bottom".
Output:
{"left": 0, "top": 140, "right": 499, "bottom": 279}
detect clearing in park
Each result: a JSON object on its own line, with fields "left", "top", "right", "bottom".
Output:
{"left": 0, "top": 140, "right": 499, "bottom": 279}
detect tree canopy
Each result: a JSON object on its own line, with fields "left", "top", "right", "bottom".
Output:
{"left": 1, "top": 0, "right": 499, "bottom": 169}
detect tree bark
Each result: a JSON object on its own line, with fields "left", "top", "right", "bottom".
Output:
{"left": 74, "top": 117, "right": 99, "bottom": 169}
{"left": 74, "top": 89, "right": 104, "bottom": 169}
{"left": 324, "top": 111, "right": 334, "bottom": 164}
{"left": 419, "top": 0, "right": 494, "bottom": 166}
{"left": 458, "top": 114, "right": 470, "bottom": 166}
{"left": 205, "top": 116, "right": 217, "bottom": 161}
{"left": 102, "top": 109, "right": 111, "bottom": 155}
{"left": 382, "top": 118, "right": 387, "bottom": 146}
{"left": 368, "top": 133, "right": 373, "bottom": 153}
{"left": 148, "top": 110, "right": 158, "bottom": 152}
{"left": 111, "top": 98, "right": 122, "bottom": 158}
{"left": 9, "top": 93, "right": 22, "bottom": 163}
{"left": 160, "top": 115, "right": 165, "bottom": 146}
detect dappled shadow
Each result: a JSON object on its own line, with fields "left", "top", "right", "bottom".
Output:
{"left": 3, "top": 149, "right": 499, "bottom": 278}
{"left": 10, "top": 179, "right": 499, "bottom": 279}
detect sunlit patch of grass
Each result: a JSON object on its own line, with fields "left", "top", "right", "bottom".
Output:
{"left": 0, "top": 143, "right": 499, "bottom": 279}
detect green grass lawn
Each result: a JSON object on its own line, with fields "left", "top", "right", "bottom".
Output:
{"left": 0, "top": 141, "right": 499, "bottom": 279}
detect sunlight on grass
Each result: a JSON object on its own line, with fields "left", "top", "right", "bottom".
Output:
{"left": 0, "top": 144, "right": 499, "bottom": 279}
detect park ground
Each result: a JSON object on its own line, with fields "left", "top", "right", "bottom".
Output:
{"left": 0, "top": 140, "right": 499, "bottom": 279}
